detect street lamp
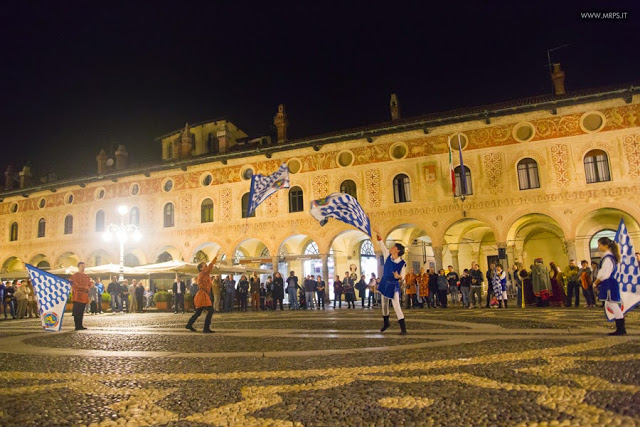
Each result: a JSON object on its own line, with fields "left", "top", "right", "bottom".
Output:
{"left": 103, "top": 205, "right": 142, "bottom": 281}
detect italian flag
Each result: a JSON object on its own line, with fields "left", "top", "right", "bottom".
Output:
{"left": 449, "top": 143, "right": 456, "bottom": 195}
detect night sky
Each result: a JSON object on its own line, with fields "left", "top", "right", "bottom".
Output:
{"left": 1, "top": 1, "right": 638, "bottom": 180}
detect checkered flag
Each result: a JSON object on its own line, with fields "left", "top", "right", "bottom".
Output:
{"left": 606, "top": 219, "right": 640, "bottom": 320}
{"left": 310, "top": 192, "right": 371, "bottom": 236}
{"left": 247, "top": 163, "right": 290, "bottom": 216}
{"left": 26, "top": 264, "right": 71, "bottom": 332}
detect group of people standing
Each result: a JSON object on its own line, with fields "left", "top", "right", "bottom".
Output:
{"left": 106, "top": 277, "right": 146, "bottom": 314}
{"left": 0, "top": 280, "right": 37, "bottom": 319}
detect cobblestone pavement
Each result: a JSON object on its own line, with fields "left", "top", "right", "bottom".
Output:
{"left": 0, "top": 307, "right": 638, "bottom": 426}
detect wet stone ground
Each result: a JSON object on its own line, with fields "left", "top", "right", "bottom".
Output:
{"left": 0, "top": 307, "right": 637, "bottom": 426}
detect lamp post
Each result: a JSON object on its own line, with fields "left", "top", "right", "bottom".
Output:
{"left": 103, "top": 205, "right": 141, "bottom": 281}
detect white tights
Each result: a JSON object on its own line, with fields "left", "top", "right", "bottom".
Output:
{"left": 381, "top": 291, "right": 404, "bottom": 320}
{"left": 605, "top": 300, "right": 624, "bottom": 320}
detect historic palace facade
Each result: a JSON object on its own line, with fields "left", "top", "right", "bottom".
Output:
{"left": 2, "top": 73, "right": 640, "bottom": 292}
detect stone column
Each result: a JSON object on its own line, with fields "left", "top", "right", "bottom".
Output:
{"left": 321, "top": 254, "right": 330, "bottom": 303}
{"left": 565, "top": 239, "right": 577, "bottom": 263}
{"left": 450, "top": 249, "right": 460, "bottom": 273}
{"left": 272, "top": 256, "right": 279, "bottom": 275}
{"left": 433, "top": 246, "right": 444, "bottom": 272}
{"left": 506, "top": 245, "right": 516, "bottom": 269}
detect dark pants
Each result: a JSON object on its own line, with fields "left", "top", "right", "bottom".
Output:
{"left": 90, "top": 301, "right": 98, "bottom": 314}
{"left": 137, "top": 296, "right": 144, "bottom": 312}
{"left": 187, "top": 306, "right": 214, "bottom": 331}
{"left": 3, "top": 300, "right": 16, "bottom": 318}
{"left": 438, "top": 290, "right": 448, "bottom": 308}
{"left": 486, "top": 287, "right": 493, "bottom": 308}
{"left": 333, "top": 293, "right": 342, "bottom": 308}
{"left": 275, "top": 298, "right": 284, "bottom": 310}
{"left": 224, "top": 291, "right": 234, "bottom": 312}
{"left": 73, "top": 302, "right": 86, "bottom": 329}
{"left": 582, "top": 285, "right": 595, "bottom": 306}
{"left": 361, "top": 295, "right": 366, "bottom": 307}
{"left": 239, "top": 293, "right": 248, "bottom": 311}
{"left": 406, "top": 294, "right": 418, "bottom": 309}
{"left": 97, "top": 293, "right": 103, "bottom": 312}
{"left": 566, "top": 281, "right": 580, "bottom": 307}
{"left": 317, "top": 291, "right": 325, "bottom": 308}
{"left": 174, "top": 293, "right": 185, "bottom": 313}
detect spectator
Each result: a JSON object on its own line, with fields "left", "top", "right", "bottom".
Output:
{"left": 343, "top": 272, "right": 355, "bottom": 309}
{"left": 15, "top": 281, "right": 29, "bottom": 319}
{"left": 446, "top": 266, "right": 459, "bottom": 307}
{"left": 172, "top": 275, "right": 186, "bottom": 314}
{"left": 564, "top": 260, "right": 580, "bottom": 307}
{"left": 107, "top": 276, "right": 121, "bottom": 313}
{"left": 493, "top": 264, "right": 507, "bottom": 308}
{"left": 333, "top": 275, "right": 343, "bottom": 309}
{"left": 459, "top": 269, "right": 472, "bottom": 308}
{"left": 120, "top": 279, "right": 130, "bottom": 313}
{"left": 367, "top": 273, "right": 378, "bottom": 308}
{"left": 316, "top": 275, "right": 326, "bottom": 310}
{"left": 437, "top": 269, "right": 448, "bottom": 308}
{"left": 26, "top": 280, "right": 37, "bottom": 318}
{"left": 418, "top": 268, "right": 429, "bottom": 308}
{"left": 273, "top": 273, "right": 284, "bottom": 311}
{"left": 4, "top": 281, "right": 16, "bottom": 319}
{"left": 129, "top": 280, "right": 139, "bottom": 313}
{"left": 286, "top": 271, "right": 300, "bottom": 310}
{"left": 469, "top": 264, "right": 484, "bottom": 309}
{"left": 250, "top": 273, "right": 260, "bottom": 312}
{"left": 356, "top": 274, "right": 368, "bottom": 308}
{"left": 95, "top": 278, "right": 105, "bottom": 314}
{"left": 223, "top": 275, "right": 236, "bottom": 312}
{"left": 531, "top": 259, "right": 551, "bottom": 307}
{"left": 238, "top": 275, "right": 249, "bottom": 312}
{"left": 89, "top": 280, "right": 99, "bottom": 315}
{"left": 520, "top": 269, "right": 536, "bottom": 307}
{"left": 485, "top": 263, "right": 496, "bottom": 308}
{"left": 303, "top": 275, "right": 316, "bottom": 310}
{"left": 135, "top": 281, "right": 145, "bottom": 312}
{"left": 578, "top": 260, "right": 595, "bottom": 308}
{"left": 549, "top": 262, "right": 566, "bottom": 307}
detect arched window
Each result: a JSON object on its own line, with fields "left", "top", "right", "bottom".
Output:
{"left": 95, "top": 210, "right": 105, "bottom": 232}
{"left": 304, "top": 241, "right": 319, "bottom": 255}
{"left": 584, "top": 150, "right": 611, "bottom": 183}
{"left": 360, "top": 239, "right": 377, "bottom": 278}
{"left": 9, "top": 222, "right": 18, "bottom": 242}
{"left": 590, "top": 229, "right": 616, "bottom": 260}
{"left": 393, "top": 174, "right": 411, "bottom": 203}
{"left": 156, "top": 251, "right": 172, "bottom": 263}
{"left": 360, "top": 240, "right": 375, "bottom": 256}
{"left": 260, "top": 247, "right": 270, "bottom": 258}
{"left": 454, "top": 166, "right": 473, "bottom": 196}
{"left": 36, "top": 260, "right": 50, "bottom": 270}
{"left": 37, "top": 218, "right": 46, "bottom": 238}
{"left": 517, "top": 158, "right": 540, "bottom": 190}
{"left": 64, "top": 215, "right": 73, "bottom": 234}
{"left": 129, "top": 207, "right": 140, "bottom": 226}
{"left": 234, "top": 249, "right": 245, "bottom": 262}
{"left": 193, "top": 250, "right": 209, "bottom": 263}
{"left": 124, "top": 253, "right": 140, "bottom": 267}
{"left": 163, "top": 203, "right": 174, "bottom": 228}
{"left": 241, "top": 193, "right": 255, "bottom": 218}
{"left": 201, "top": 198, "right": 214, "bottom": 223}
{"left": 340, "top": 180, "right": 357, "bottom": 199}
{"left": 289, "top": 186, "right": 304, "bottom": 213}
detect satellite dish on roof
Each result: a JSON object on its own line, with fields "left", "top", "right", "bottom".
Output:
{"left": 106, "top": 158, "right": 114, "bottom": 166}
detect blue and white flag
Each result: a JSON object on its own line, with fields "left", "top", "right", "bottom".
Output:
{"left": 25, "top": 264, "right": 71, "bottom": 332}
{"left": 310, "top": 192, "right": 371, "bottom": 236}
{"left": 607, "top": 219, "right": 640, "bottom": 320}
{"left": 247, "top": 163, "right": 290, "bottom": 216}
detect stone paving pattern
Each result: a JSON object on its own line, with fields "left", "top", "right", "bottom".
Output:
{"left": 0, "top": 308, "right": 637, "bottom": 426}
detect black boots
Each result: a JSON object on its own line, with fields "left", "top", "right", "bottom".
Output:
{"left": 609, "top": 318, "right": 627, "bottom": 336}
{"left": 186, "top": 324, "right": 196, "bottom": 332}
{"left": 380, "top": 315, "right": 390, "bottom": 332}
{"left": 398, "top": 318, "right": 407, "bottom": 335}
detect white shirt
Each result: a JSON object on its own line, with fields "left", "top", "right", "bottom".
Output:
{"left": 377, "top": 239, "right": 406, "bottom": 279}
{"left": 597, "top": 251, "right": 614, "bottom": 282}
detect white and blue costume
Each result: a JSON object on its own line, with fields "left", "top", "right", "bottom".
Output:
{"left": 377, "top": 239, "right": 406, "bottom": 320}
{"left": 598, "top": 251, "right": 623, "bottom": 320}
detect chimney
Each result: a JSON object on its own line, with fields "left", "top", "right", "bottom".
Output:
{"left": 96, "top": 149, "right": 108, "bottom": 174}
{"left": 4, "top": 166, "right": 15, "bottom": 191}
{"left": 217, "top": 122, "right": 230, "bottom": 153}
{"left": 115, "top": 145, "right": 128, "bottom": 171}
{"left": 19, "top": 165, "right": 32, "bottom": 189}
{"left": 273, "top": 104, "right": 288, "bottom": 144}
{"left": 180, "top": 123, "right": 193, "bottom": 158}
{"left": 390, "top": 93, "right": 400, "bottom": 121}
{"left": 551, "top": 63, "right": 566, "bottom": 96}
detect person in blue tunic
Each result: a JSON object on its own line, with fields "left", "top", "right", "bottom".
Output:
{"left": 374, "top": 230, "right": 407, "bottom": 335}
{"left": 593, "top": 236, "right": 626, "bottom": 336}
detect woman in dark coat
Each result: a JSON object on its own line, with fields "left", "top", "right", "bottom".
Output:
{"left": 356, "top": 275, "right": 368, "bottom": 308}
{"left": 333, "top": 276, "right": 343, "bottom": 309}
{"left": 520, "top": 269, "right": 536, "bottom": 308}
{"left": 272, "top": 273, "right": 284, "bottom": 310}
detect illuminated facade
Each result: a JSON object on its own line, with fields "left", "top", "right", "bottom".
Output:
{"left": 2, "top": 80, "right": 640, "bottom": 296}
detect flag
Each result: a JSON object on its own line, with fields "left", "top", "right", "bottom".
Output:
{"left": 448, "top": 142, "right": 456, "bottom": 195}
{"left": 310, "top": 192, "right": 371, "bottom": 236}
{"left": 606, "top": 219, "right": 640, "bottom": 320}
{"left": 247, "top": 163, "right": 290, "bottom": 216}
{"left": 457, "top": 134, "right": 467, "bottom": 196}
{"left": 25, "top": 264, "right": 71, "bottom": 332}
